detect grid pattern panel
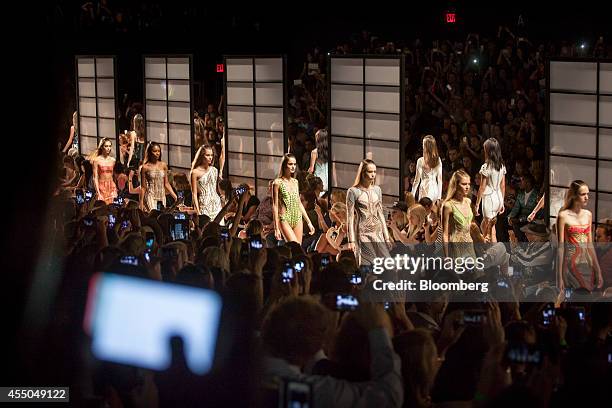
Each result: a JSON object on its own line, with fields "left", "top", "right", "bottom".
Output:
{"left": 144, "top": 56, "right": 193, "bottom": 174}
{"left": 329, "top": 56, "right": 403, "bottom": 201}
{"left": 548, "top": 60, "right": 612, "bottom": 227}
{"left": 225, "top": 56, "right": 285, "bottom": 197}
{"left": 76, "top": 56, "right": 117, "bottom": 156}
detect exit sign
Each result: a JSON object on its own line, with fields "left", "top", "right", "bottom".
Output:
{"left": 216, "top": 64, "right": 224, "bottom": 73}
{"left": 445, "top": 12, "right": 456, "bottom": 23}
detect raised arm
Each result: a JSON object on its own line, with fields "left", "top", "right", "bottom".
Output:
{"left": 127, "top": 132, "right": 135, "bottom": 168}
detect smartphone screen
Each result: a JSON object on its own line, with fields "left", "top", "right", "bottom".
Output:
{"left": 285, "top": 380, "right": 312, "bottom": 408}
{"left": 220, "top": 228, "right": 230, "bottom": 241}
{"left": 156, "top": 201, "right": 163, "bottom": 211}
{"left": 349, "top": 273, "right": 362, "bottom": 285}
{"left": 505, "top": 344, "right": 542, "bottom": 366}
{"left": 75, "top": 189, "right": 85, "bottom": 205}
{"left": 108, "top": 214, "right": 116, "bottom": 228}
{"left": 85, "top": 190, "right": 94, "bottom": 202}
{"left": 281, "top": 262, "right": 294, "bottom": 283}
{"left": 145, "top": 232, "right": 155, "bottom": 249}
{"left": 84, "top": 273, "right": 222, "bottom": 375}
{"left": 541, "top": 303, "right": 555, "bottom": 326}
{"left": 250, "top": 237, "right": 263, "bottom": 250}
{"left": 335, "top": 295, "right": 359, "bottom": 311}
{"left": 120, "top": 256, "right": 139, "bottom": 267}
{"left": 463, "top": 310, "right": 486, "bottom": 326}
{"left": 174, "top": 213, "right": 187, "bottom": 220}
{"left": 170, "top": 220, "right": 189, "bottom": 241}
{"left": 320, "top": 254, "right": 331, "bottom": 267}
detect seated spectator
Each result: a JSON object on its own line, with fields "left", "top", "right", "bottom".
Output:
{"left": 508, "top": 174, "right": 538, "bottom": 242}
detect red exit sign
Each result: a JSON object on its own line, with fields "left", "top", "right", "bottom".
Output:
{"left": 445, "top": 12, "right": 456, "bottom": 23}
{"left": 216, "top": 64, "right": 224, "bottom": 73}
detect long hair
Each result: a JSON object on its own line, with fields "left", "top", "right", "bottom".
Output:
{"left": 190, "top": 145, "right": 214, "bottom": 173}
{"left": 330, "top": 202, "right": 347, "bottom": 224}
{"left": 278, "top": 153, "right": 297, "bottom": 178}
{"left": 483, "top": 138, "right": 504, "bottom": 171}
{"left": 444, "top": 170, "right": 470, "bottom": 202}
{"left": 352, "top": 159, "right": 376, "bottom": 187}
{"left": 561, "top": 180, "right": 588, "bottom": 212}
{"left": 315, "top": 129, "right": 329, "bottom": 163}
{"left": 194, "top": 117, "right": 206, "bottom": 148}
{"left": 132, "top": 114, "right": 145, "bottom": 139}
{"left": 422, "top": 135, "right": 440, "bottom": 169}
{"left": 144, "top": 142, "right": 162, "bottom": 164}
{"left": 88, "top": 137, "right": 113, "bottom": 162}
{"left": 393, "top": 330, "right": 438, "bottom": 408}
{"left": 407, "top": 204, "right": 427, "bottom": 239}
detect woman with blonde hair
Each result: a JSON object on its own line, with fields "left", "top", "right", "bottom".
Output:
{"left": 139, "top": 142, "right": 177, "bottom": 212}
{"left": 90, "top": 137, "right": 117, "bottom": 204}
{"left": 315, "top": 202, "right": 348, "bottom": 255}
{"left": 272, "top": 153, "right": 315, "bottom": 243}
{"left": 556, "top": 180, "right": 603, "bottom": 291}
{"left": 347, "top": 159, "right": 392, "bottom": 265}
{"left": 388, "top": 204, "right": 427, "bottom": 245}
{"left": 412, "top": 135, "right": 443, "bottom": 201}
{"left": 308, "top": 128, "right": 329, "bottom": 192}
{"left": 442, "top": 170, "right": 477, "bottom": 261}
{"left": 190, "top": 145, "right": 222, "bottom": 220}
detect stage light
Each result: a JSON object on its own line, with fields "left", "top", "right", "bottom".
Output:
{"left": 473, "top": 58, "right": 479, "bottom": 64}
{"left": 580, "top": 43, "right": 586, "bottom": 49}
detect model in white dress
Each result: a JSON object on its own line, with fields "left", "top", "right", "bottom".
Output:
{"left": 479, "top": 163, "right": 506, "bottom": 218}
{"left": 411, "top": 157, "right": 443, "bottom": 201}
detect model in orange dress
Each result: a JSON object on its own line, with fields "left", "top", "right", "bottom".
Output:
{"left": 91, "top": 138, "right": 118, "bottom": 204}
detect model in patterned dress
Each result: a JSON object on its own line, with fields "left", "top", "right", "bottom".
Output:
{"left": 90, "top": 138, "right": 118, "bottom": 204}
{"left": 442, "top": 170, "right": 477, "bottom": 264}
{"left": 556, "top": 180, "right": 603, "bottom": 291}
{"left": 347, "top": 159, "right": 393, "bottom": 266}
{"left": 273, "top": 153, "right": 315, "bottom": 244}
{"left": 191, "top": 145, "right": 222, "bottom": 220}
{"left": 139, "top": 143, "right": 177, "bottom": 213}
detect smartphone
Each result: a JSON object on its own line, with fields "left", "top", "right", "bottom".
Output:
{"left": 108, "top": 214, "right": 116, "bottom": 228}
{"left": 113, "top": 196, "right": 124, "bottom": 207}
{"left": 145, "top": 232, "right": 155, "bottom": 249}
{"left": 564, "top": 288, "right": 573, "bottom": 299}
{"left": 349, "top": 273, "right": 362, "bottom": 285}
{"left": 384, "top": 302, "right": 391, "bottom": 311}
{"left": 335, "top": 294, "right": 359, "bottom": 311}
{"left": 249, "top": 236, "right": 263, "bottom": 250}
{"left": 541, "top": 303, "right": 556, "bottom": 326}
{"left": 84, "top": 272, "right": 222, "bottom": 375}
{"left": 505, "top": 344, "right": 542, "bottom": 366}
{"left": 281, "top": 262, "right": 294, "bottom": 283}
{"left": 569, "top": 306, "right": 586, "bottom": 323}
{"left": 446, "top": 84, "right": 452, "bottom": 91}
{"left": 83, "top": 217, "right": 95, "bottom": 228}
{"left": 284, "top": 380, "right": 312, "bottom": 408}
{"left": 174, "top": 213, "right": 187, "bottom": 220}
{"left": 85, "top": 190, "right": 94, "bottom": 202}
{"left": 293, "top": 260, "right": 305, "bottom": 272}
{"left": 144, "top": 250, "right": 151, "bottom": 263}
{"left": 463, "top": 310, "right": 486, "bottom": 326}
{"left": 177, "top": 191, "right": 184, "bottom": 201}
{"left": 170, "top": 220, "right": 189, "bottom": 241}
{"left": 119, "top": 256, "right": 139, "bottom": 267}
{"left": 121, "top": 220, "right": 129, "bottom": 230}
{"left": 156, "top": 201, "right": 163, "bottom": 211}
{"left": 75, "top": 189, "right": 85, "bottom": 205}
{"left": 220, "top": 228, "right": 230, "bottom": 242}
{"left": 497, "top": 279, "right": 509, "bottom": 288}
{"left": 320, "top": 254, "right": 331, "bottom": 268}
